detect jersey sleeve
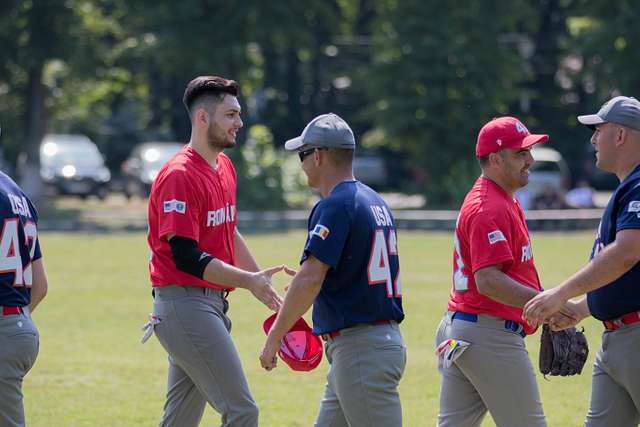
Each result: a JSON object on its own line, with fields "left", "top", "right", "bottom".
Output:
{"left": 468, "top": 210, "right": 514, "bottom": 273}
{"left": 302, "top": 200, "right": 350, "bottom": 269}
{"left": 616, "top": 183, "right": 640, "bottom": 232}
{"left": 26, "top": 195, "right": 42, "bottom": 261}
{"left": 31, "top": 237, "right": 42, "bottom": 261}
{"left": 154, "top": 170, "right": 201, "bottom": 241}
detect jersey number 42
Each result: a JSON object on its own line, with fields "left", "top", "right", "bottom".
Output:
{"left": 368, "top": 229, "right": 402, "bottom": 298}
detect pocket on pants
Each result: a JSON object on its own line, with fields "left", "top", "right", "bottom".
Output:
{"left": 374, "top": 343, "right": 406, "bottom": 381}
{"left": 8, "top": 332, "right": 39, "bottom": 373}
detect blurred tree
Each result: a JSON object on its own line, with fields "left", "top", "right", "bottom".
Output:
{"left": 230, "top": 124, "right": 287, "bottom": 209}
{"left": 0, "top": 0, "right": 81, "bottom": 197}
{"left": 368, "top": 0, "right": 529, "bottom": 205}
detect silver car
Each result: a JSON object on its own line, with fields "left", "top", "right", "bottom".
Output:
{"left": 40, "top": 134, "right": 111, "bottom": 199}
{"left": 121, "top": 142, "right": 183, "bottom": 198}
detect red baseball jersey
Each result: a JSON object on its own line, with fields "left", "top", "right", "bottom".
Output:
{"left": 448, "top": 176, "right": 541, "bottom": 334}
{"left": 147, "top": 145, "right": 237, "bottom": 290}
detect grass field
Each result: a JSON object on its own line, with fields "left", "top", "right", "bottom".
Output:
{"left": 23, "top": 230, "right": 601, "bottom": 426}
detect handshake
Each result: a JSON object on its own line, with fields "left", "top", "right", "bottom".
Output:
{"left": 523, "top": 287, "right": 590, "bottom": 331}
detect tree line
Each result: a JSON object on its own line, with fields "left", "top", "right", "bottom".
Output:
{"left": 1, "top": 0, "right": 638, "bottom": 207}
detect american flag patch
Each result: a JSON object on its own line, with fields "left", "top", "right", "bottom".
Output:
{"left": 311, "top": 224, "right": 330, "bottom": 240}
{"left": 487, "top": 230, "right": 506, "bottom": 244}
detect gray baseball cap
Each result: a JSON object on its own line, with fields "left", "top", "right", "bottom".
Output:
{"left": 285, "top": 113, "right": 355, "bottom": 151}
{"left": 578, "top": 96, "right": 640, "bottom": 131}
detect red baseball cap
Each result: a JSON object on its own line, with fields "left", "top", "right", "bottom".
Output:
{"left": 262, "top": 313, "right": 323, "bottom": 372}
{"left": 475, "top": 116, "right": 548, "bottom": 158}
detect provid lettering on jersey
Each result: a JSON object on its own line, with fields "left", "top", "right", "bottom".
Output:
{"left": 8, "top": 194, "right": 32, "bottom": 218}
{"left": 311, "top": 224, "right": 330, "bottom": 240}
{"left": 370, "top": 205, "right": 393, "bottom": 227}
{"left": 628, "top": 200, "right": 640, "bottom": 217}
{"left": 487, "top": 230, "right": 506, "bottom": 244}
{"left": 207, "top": 203, "right": 236, "bottom": 227}
{"left": 163, "top": 199, "right": 186, "bottom": 214}
{"left": 521, "top": 242, "right": 533, "bottom": 262}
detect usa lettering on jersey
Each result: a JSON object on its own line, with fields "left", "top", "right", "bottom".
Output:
{"left": 8, "top": 194, "right": 32, "bottom": 218}
{"left": 487, "top": 230, "right": 506, "bottom": 244}
{"left": 310, "top": 224, "right": 330, "bottom": 240}
{"left": 370, "top": 205, "right": 393, "bottom": 227}
{"left": 163, "top": 199, "right": 186, "bottom": 214}
{"left": 207, "top": 203, "right": 236, "bottom": 227}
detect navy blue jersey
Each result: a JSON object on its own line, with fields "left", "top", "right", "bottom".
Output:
{"left": 301, "top": 180, "right": 404, "bottom": 335}
{"left": 587, "top": 164, "right": 640, "bottom": 320}
{"left": 0, "top": 171, "right": 41, "bottom": 307}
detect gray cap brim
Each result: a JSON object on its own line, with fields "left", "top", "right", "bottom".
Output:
{"left": 577, "top": 114, "right": 606, "bottom": 130}
{"left": 284, "top": 136, "right": 304, "bottom": 151}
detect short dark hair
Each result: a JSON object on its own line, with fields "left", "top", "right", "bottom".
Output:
{"left": 182, "top": 76, "right": 240, "bottom": 116}
{"left": 478, "top": 150, "right": 505, "bottom": 169}
{"left": 326, "top": 148, "right": 354, "bottom": 167}
{"left": 478, "top": 155, "right": 490, "bottom": 168}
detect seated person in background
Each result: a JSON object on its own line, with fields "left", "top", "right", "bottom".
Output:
{"left": 532, "top": 185, "right": 565, "bottom": 209}
{"left": 565, "top": 180, "right": 595, "bottom": 208}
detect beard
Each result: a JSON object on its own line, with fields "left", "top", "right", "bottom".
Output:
{"left": 207, "top": 122, "right": 236, "bottom": 150}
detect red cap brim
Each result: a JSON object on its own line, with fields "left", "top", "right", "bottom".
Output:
{"left": 521, "top": 133, "right": 549, "bottom": 149}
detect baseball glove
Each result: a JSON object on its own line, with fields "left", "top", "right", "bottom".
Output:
{"left": 539, "top": 324, "right": 589, "bottom": 376}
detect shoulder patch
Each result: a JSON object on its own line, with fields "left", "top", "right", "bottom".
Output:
{"left": 628, "top": 200, "right": 640, "bottom": 213}
{"left": 311, "top": 224, "right": 330, "bottom": 240}
{"left": 163, "top": 199, "right": 186, "bottom": 214}
{"left": 487, "top": 229, "right": 506, "bottom": 244}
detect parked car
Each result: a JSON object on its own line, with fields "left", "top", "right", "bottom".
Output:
{"left": 354, "top": 153, "right": 388, "bottom": 189}
{"left": 40, "top": 134, "right": 111, "bottom": 199}
{"left": 121, "top": 142, "right": 183, "bottom": 198}
{"left": 516, "top": 146, "right": 570, "bottom": 210}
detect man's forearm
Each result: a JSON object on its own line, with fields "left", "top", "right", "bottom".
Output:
{"left": 476, "top": 269, "right": 539, "bottom": 308}
{"left": 267, "top": 273, "right": 321, "bottom": 343}
{"left": 556, "top": 242, "right": 639, "bottom": 301}
{"left": 28, "top": 259, "right": 48, "bottom": 313}
{"left": 202, "top": 258, "right": 255, "bottom": 290}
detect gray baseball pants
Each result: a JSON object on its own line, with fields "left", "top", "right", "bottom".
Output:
{"left": 436, "top": 311, "right": 546, "bottom": 427}
{"left": 585, "top": 322, "right": 640, "bottom": 427}
{"left": 152, "top": 286, "right": 258, "bottom": 427}
{"left": 0, "top": 307, "right": 39, "bottom": 427}
{"left": 314, "top": 321, "right": 406, "bottom": 427}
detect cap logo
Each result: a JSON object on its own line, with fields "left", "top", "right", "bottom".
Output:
{"left": 496, "top": 139, "right": 502, "bottom": 146}
{"left": 515, "top": 121, "right": 528, "bottom": 134}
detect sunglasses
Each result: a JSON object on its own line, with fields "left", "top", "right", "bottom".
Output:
{"left": 298, "top": 147, "right": 327, "bottom": 162}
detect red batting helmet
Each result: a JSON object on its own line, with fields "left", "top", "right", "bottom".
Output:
{"left": 262, "top": 313, "right": 323, "bottom": 372}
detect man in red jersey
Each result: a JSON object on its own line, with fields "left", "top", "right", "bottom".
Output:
{"left": 435, "top": 117, "right": 574, "bottom": 427}
{"left": 144, "top": 76, "right": 286, "bottom": 427}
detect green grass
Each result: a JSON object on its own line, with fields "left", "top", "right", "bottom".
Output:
{"left": 23, "top": 230, "right": 601, "bottom": 426}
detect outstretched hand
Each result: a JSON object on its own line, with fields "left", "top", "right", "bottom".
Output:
{"left": 282, "top": 265, "right": 297, "bottom": 291}
{"left": 249, "top": 265, "right": 285, "bottom": 311}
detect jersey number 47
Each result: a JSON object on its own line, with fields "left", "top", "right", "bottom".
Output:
{"left": 0, "top": 219, "right": 37, "bottom": 287}
{"left": 368, "top": 229, "right": 402, "bottom": 298}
